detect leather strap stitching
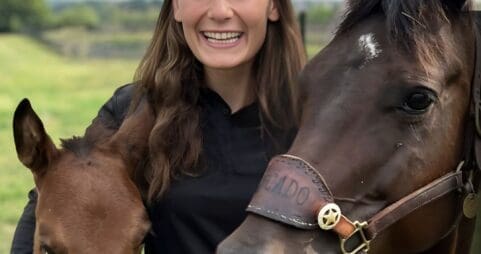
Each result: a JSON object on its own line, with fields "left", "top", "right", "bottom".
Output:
{"left": 247, "top": 205, "right": 318, "bottom": 227}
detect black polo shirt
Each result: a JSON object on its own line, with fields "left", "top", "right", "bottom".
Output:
{"left": 11, "top": 84, "right": 295, "bottom": 254}
{"left": 146, "top": 87, "right": 295, "bottom": 253}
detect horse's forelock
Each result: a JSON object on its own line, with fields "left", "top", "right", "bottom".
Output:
{"left": 338, "top": 0, "right": 470, "bottom": 36}
{"left": 337, "top": 0, "right": 471, "bottom": 71}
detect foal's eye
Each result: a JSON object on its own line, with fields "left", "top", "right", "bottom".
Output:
{"left": 40, "top": 244, "right": 55, "bottom": 254}
{"left": 401, "top": 88, "right": 437, "bottom": 114}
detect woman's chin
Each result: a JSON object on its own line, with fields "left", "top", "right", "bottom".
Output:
{"left": 202, "top": 59, "right": 247, "bottom": 70}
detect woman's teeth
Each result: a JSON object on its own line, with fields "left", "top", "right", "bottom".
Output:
{"left": 203, "top": 32, "right": 242, "bottom": 43}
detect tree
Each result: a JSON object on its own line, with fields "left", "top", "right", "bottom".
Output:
{"left": 306, "top": 4, "right": 339, "bottom": 26}
{"left": 0, "top": 0, "right": 51, "bottom": 33}
{"left": 55, "top": 5, "right": 100, "bottom": 30}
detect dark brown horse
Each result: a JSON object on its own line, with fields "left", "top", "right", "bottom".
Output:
{"left": 13, "top": 98, "right": 154, "bottom": 254}
{"left": 218, "top": 0, "right": 481, "bottom": 253}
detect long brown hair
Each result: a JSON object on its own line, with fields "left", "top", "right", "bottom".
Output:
{"left": 132, "top": 0, "right": 306, "bottom": 202}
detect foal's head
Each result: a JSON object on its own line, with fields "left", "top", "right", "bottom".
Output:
{"left": 13, "top": 99, "right": 154, "bottom": 254}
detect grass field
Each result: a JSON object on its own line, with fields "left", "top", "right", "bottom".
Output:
{"left": 0, "top": 34, "right": 480, "bottom": 253}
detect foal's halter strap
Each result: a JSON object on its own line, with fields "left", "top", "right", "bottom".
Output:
{"left": 247, "top": 24, "right": 481, "bottom": 254}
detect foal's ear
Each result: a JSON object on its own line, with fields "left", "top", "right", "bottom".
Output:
{"left": 13, "top": 99, "right": 58, "bottom": 175}
{"left": 109, "top": 98, "right": 155, "bottom": 172}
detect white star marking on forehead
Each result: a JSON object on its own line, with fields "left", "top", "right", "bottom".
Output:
{"left": 358, "top": 33, "right": 382, "bottom": 67}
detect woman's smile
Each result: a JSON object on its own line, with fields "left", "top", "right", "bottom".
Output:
{"left": 200, "top": 31, "right": 244, "bottom": 48}
{"left": 174, "top": 0, "right": 279, "bottom": 70}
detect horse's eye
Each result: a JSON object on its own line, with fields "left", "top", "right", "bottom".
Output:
{"left": 402, "top": 89, "right": 436, "bottom": 114}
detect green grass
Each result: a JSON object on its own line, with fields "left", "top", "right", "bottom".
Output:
{"left": 0, "top": 34, "right": 137, "bottom": 253}
{"left": 0, "top": 34, "right": 480, "bottom": 253}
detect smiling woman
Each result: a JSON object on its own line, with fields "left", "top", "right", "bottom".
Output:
{"left": 173, "top": 0, "right": 279, "bottom": 70}
{"left": 11, "top": 0, "right": 306, "bottom": 253}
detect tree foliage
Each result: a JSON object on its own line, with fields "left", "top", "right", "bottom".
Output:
{"left": 306, "top": 4, "right": 339, "bottom": 25}
{"left": 54, "top": 5, "right": 100, "bottom": 30}
{"left": 0, "top": 0, "right": 50, "bottom": 32}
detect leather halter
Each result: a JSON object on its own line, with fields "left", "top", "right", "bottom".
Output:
{"left": 246, "top": 21, "right": 481, "bottom": 254}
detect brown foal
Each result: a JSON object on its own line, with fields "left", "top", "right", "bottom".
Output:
{"left": 13, "top": 98, "right": 154, "bottom": 254}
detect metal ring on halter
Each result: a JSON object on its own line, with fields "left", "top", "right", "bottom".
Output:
{"left": 340, "top": 221, "right": 370, "bottom": 254}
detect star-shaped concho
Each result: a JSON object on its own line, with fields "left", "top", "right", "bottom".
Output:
{"left": 318, "top": 203, "right": 341, "bottom": 230}
{"left": 323, "top": 209, "right": 340, "bottom": 225}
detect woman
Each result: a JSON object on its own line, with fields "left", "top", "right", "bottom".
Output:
{"left": 11, "top": 0, "right": 306, "bottom": 253}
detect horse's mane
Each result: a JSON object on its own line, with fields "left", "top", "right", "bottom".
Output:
{"left": 336, "top": 0, "right": 472, "bottom": 68}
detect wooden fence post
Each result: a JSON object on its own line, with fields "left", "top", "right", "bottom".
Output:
{"left": 298, "top": 10, "right": 306, "bottom": 46}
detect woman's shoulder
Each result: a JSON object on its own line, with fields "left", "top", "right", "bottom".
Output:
{"left": 113, "top": 83, "right": 135, "bottom": 100}
{"left": 111, "top": 83, "right": 136, "bottom": 112}
{"left": 100, "top": 83, "right": 136, "bottom": 126}
{"left": 85, "top": 83, "right": 136, "bottom": 133}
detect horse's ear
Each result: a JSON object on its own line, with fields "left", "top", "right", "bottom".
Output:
{"left": 13, "top": 99, "right": 58, "bottom": 175}
{"left": 109, "top": 98, "right": 155, "bottom": 174}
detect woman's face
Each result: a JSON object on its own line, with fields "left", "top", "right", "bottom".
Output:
{"left": 173, "top": 0, "right": 279, "bottom": 70}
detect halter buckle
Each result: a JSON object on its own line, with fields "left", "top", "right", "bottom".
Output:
{"left": 340, "top": 221, "right": 370, "bottom": 254}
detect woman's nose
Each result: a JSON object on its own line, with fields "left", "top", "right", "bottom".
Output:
{"left": 207, "top": 0, "right": 234, "bottom": 21}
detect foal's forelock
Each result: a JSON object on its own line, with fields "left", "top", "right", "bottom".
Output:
{"left": 60, "top": 137, "right": 94, "bottom": 157}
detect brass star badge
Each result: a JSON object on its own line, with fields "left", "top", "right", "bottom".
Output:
{"left": 318, "top": 203, "right": 342, "bottom": 230}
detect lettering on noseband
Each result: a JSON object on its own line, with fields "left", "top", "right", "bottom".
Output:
{"left": 260, "top": 172, "right": 311, "bottom": 205}
{"left": 296, "top": 187, "right": 310, "bottom": 205}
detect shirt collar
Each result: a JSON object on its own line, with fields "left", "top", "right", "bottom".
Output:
{"left": 199, "top": 87, "right": 260, "bottom": 127}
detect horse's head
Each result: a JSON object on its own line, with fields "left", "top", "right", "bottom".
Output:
{"left": 218, "top": 0, "right": 480, "bottom": 253}
{"left": 13, "top": 98, "right": 154, "bottom": 254}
